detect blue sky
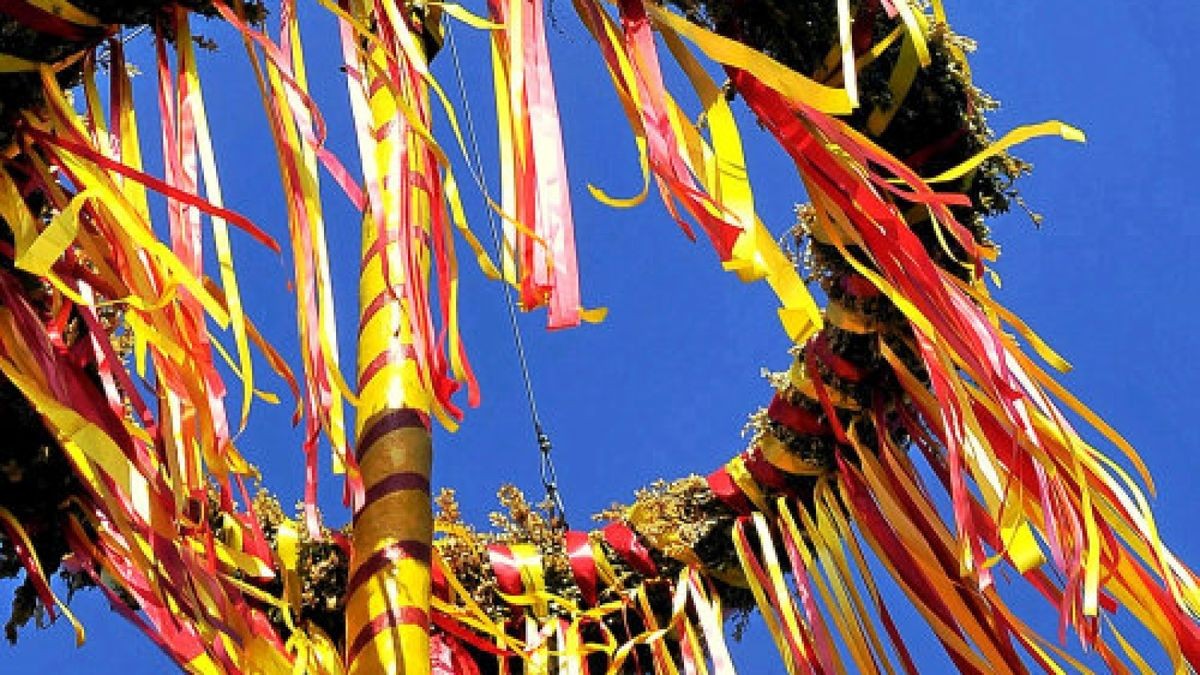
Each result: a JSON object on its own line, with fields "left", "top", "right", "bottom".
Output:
{"left": 6, "top": 1, "right": 1200, "bottom": 671}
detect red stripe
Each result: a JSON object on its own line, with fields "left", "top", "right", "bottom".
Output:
{"left": 358, "top": 230, "right": 397, "bottom": 275}
{"left": 346, "top": 540, "right": 432, "bottom": 599}
{"left": 356, "top": 344, "right": 419, "bottom": 392}
{"left": 355, "top": 408, "right": 431, "bottom": 462}
{"left": 345, "top": 605, "right": 430, "bottom": 665}
{"left": 357, "top": 290, "right": 391, "bottom": 332}
{"left": 361, "top": 472, "right": 431, "bottom": 508}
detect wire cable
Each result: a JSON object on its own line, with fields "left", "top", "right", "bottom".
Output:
{"left": 444, "top": 21, "right": 569, "bottom": 528}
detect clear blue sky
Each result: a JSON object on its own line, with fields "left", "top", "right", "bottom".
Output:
{"left": 5, "top": 1, "right": 1200, "bottom": 671}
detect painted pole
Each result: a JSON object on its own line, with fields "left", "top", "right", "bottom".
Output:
{"left": 344, "top": 7, "right": 442, "bottom": 670}
{"left": 345, "top": 212, "right": 435, "bottom": 675}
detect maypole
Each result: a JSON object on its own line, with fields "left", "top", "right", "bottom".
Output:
{"left": 348, "top": 216, "right": 434, "bottom": 675}
{"left": 344, "top": 2, "right": 444, "bottom": 673}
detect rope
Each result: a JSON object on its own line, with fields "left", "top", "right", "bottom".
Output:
{"left": 444, "top": 21, "right": 569, "bottom": 528}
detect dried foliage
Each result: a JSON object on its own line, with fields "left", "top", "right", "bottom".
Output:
{"left": 250, "top": 491, "right": 349, "bottom": 645}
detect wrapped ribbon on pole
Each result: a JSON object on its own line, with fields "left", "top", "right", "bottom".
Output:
{"left": 348, "top": 214, "right": 435, "bottom": 675}
{"left": 343, "top": 2, "right": 446, "bottom": 673}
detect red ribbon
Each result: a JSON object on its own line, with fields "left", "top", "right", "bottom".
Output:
{"left": 565, "top": 530, "right": 600, "bottom": 607}
{"left": 602, "top": 522, "right": 658, "bottom": 578}
{"left": 25, "top": 126, "right": 280, "bottom": 254}
{"left": 841, "top": 273, "right": 881, "bottom": 299}
{"left": 486, "top": 544, "right": 525, "bottom": 597}
{"left": 742, "top": 447, "right": 792, "bottom": 492}
{"left": 706, "top": 467, "right": 754, "bottom": 515}
{"left": 838, "top": 457, "right": 987, "bottom": 675}
{"left": 767, "top": 393, "right": 828, "bottom": 437}
{"left": 804, "top": 344, "right": 850, "bottom": 446}
{"left": 811, "top": 332, "right": 865, "bottom": 383}
{"left": 432, "top": 631, "right": 483, "bottom": 675}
